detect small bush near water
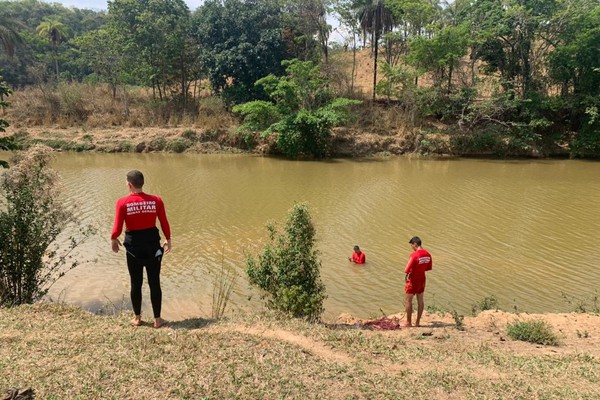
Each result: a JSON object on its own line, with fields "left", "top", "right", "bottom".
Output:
{"left": 246, "top": 203, "right": 326, "bottom": 322}
{"left": 0, "top": 145, "right": 95, "bottom": 306}
{"left": 507, "top": 319, "right": 560, "bottom": 346}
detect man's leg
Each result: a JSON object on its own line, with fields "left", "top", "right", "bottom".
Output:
{"left": 415, "top": 293, "right": 424, "bottom": 327}
{"left": 126, "top": 253, "right": 144, "bottom": 326}
{"left": 145, "top": 257, "right": 164, "bottom": 328}
{"left": 404, "top": 293, "right": 415, "bottom": 326}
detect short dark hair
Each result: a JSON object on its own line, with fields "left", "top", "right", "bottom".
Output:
{"left": 354, "top": 245, "right": 360, "bottom": 251}
{"left": 408, "top": 236, "right": 422, "bottom": 246}
{"left": 126, "top": 170, "right": 144, "bottom": 188}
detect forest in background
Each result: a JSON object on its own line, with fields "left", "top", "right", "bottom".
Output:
{"left": 0, "top": 0, "right": 598, "bottom": 158}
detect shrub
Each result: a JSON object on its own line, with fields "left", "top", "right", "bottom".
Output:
{"left": 167, "top": 139, "right": 192, "bottom": 153}
{"left": 246, "top": 203, "right": 326, "bottom": 322}
{"left": 233, "top": 59, "right": 361, "bottom": 158}
{"left": 147, "top": 137, "right": 167, "bottom": 151}
{"left": 181, "top": 129, "right": 197, "bottom": 141}
{"left": 506, "top": 320, "right": 560, "bottom": 346}
{"left": 0, "top": 145, "right": 95, "bottom": 306}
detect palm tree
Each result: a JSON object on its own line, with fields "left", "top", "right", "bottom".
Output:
{"left": 0, "top": 16, "right": 23, "bottom": 57}
{"left": 355, "top": 0, "right": 394, "bottom": 100}
{"left": 36, "top": 18, "right": 67, "bottom": 80}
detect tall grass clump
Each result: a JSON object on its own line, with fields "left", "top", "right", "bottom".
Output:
{"left": 246, "top": 203, "right": 326, "bottom": 322}
{"left": 507, "top": 319, "right": 560, "bottom": 346}
{"left": 211, "top": 253, "right": 237, "bottom": 319}
{"left": 0, "top": 145, "right": 95, "bottom": 306}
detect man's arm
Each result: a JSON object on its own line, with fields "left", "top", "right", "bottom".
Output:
{"left": 156, "top": 197, "right": 171, "bottom": 253}
{"left": 111, "top": 200, "right": 125, "bottom": 253}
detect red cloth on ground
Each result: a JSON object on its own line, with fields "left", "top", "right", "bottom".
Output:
{"left": 111, "top": 192, "right": 171, "bottom": 240}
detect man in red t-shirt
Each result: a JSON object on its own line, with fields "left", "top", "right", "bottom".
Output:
{"left": 349, "top": 245, "right": 366, "bottom": 264}
{"left": 111, "top": 170, "right": 171, "bottom": 329}
{"left": 403, "top": 236, "right": 432, "bottom": 327}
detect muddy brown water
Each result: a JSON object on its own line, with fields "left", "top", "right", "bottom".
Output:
{"left": 2, "top": 152, "right": 599, "bottom": 320}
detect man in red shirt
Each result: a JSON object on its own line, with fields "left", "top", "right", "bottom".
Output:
{"left": 111, "top": 170, "right": 171, "bottom": 328}
{"left": 349, "top": 245, "right": 366, "bottom": 264}
{"left": 403, "top": 236, "right": 432, "bottom": 327}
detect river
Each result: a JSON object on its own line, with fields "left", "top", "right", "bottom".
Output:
{"left": 2, "top": 151, "right": 599, "bottom": 320}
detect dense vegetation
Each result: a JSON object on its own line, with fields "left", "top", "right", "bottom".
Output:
{"left": 0, "top": 0, "right": 598, "bottom": 157}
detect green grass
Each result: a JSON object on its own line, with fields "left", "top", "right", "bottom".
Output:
{"left": 507, "top": 319, "right": 560, "bottom": 346}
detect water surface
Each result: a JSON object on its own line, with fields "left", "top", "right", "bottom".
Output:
{"left": 2, "top": 152, "right": 598, "bottom": 319}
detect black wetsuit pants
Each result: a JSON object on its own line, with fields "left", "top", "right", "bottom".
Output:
{"left": 124, "top": 227, "right": 163, "bottom": 318}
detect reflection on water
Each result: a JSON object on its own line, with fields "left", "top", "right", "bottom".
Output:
{"left": 2, "top": 151, "right": 599, "bottom": 320}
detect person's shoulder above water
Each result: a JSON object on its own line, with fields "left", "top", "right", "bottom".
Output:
{"left": 349, "top": 245, "right": 366, "bottom": 264}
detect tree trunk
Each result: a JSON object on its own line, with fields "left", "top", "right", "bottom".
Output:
{"left": 447, "top": 56, "right": 453, "bottom": 93}
{"left": 351, "top": 32, "right": 357, "bottom": 93}
{"left": 373, "top": 31, "right": 379, "bottom": 101}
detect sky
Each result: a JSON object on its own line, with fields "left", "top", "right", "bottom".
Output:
{"left": 46, "top": 0, "right": 206, "bottom": 12}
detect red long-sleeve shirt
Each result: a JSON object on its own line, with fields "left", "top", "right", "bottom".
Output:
{"left": 111, "top": 192, "right": 171, "bottom": 240}
{"left": 351, "top": 251, "right": 366, "bottom": 264}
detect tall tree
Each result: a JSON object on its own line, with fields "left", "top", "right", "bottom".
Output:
{"left": 108, "top": 0, "right": 191, "bottom": 102}
{"left": 36, "top": 17, "right": 67, "bottom": 80}
{"left": 283, "top": 0, "right": 332, "bottom": 63}
{"left": 334, "top": 0, "right": 362, "bottom": 91}
{"left": 355, "top": 0, "right": 394, "bottom": 100}
{"left": 0, "top": 15, "right": 23, "bottom": 57}
{"left": 192, "top": 0, "right": 288, "bottom": 105}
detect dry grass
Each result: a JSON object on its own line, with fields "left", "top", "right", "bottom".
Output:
{"left": 5, "top": 83, "right": 236, "bottom": 132}
{"left": 1, "top": 303, "right": 599, "bottom": 399}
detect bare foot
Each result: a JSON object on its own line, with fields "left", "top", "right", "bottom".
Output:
{"left": 401, "top": 322, "right": 412, "bottom": 328}
{"left": 154, "top": 318, "right": 167, "bottom": 329}
{"left": 131, "top": 317, "right": 143, "bottom": 327}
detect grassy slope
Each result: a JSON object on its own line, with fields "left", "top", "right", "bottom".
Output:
{"left": 1, "top": 303, "right": 599, "bottom": 399}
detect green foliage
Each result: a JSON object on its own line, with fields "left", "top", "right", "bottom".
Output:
{"left": 246, "top": 203, "right": 326, "bottom": 322}
{"left": 192, "top": 0, "right": 287, "bottom": 104}
{"left": 108, "top": 0, "right": 193, "bottom": 102}
{"left": 181, "top": 129, "right": 197, "bottom": 141}
{"left": 233, "top": 59, "right": 361, "bottom": 158}
{"left": 0, "top": 145, "right": 95, "bottom": 306}
{"left": 166, "top": 138, "right": 192, "bottom": 153}
{"left": 506, "top": 320, "right": 560, "bottom": 346}
{"left": 471, "top": 295, "right": 499, "bottom": 316}
{"left": 0, "top": 73, "right": 12, "bottom": 168}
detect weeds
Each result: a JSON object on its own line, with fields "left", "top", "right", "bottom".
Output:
{"left": 450, "top": 309, "right": 465, "bottom": 331}
{"left": 211, "top": 253, "right": 237, "bottom": 320}
{"left": 426, "top": 295, "right": 447, "bottom": 316}
{"left": 506, "top": 319, "right": 560, "bottom": 346}
{"left": 576, "top": 330, "right": 590, "bottom": 339}
{"left": 561, "top": 291, "right": 600, "bottom": 314}
{"left": 471, "top": 295, "right": 499, "bottom": 316}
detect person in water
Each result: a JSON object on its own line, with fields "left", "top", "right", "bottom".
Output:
{"left": 349, "top": 245, "right": 366, "bottom": 264}
{"left": 403, "top": 236, "right": 432, "bottom": 327}
{"left": 111, "top": 170, "right": 171, "bottom": 328}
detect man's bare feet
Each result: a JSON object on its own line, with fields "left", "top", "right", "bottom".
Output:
{"left": 131, "top": 317, "right": 143, "bottom": 327}
{"left": 154, "top": 318, "right": 167, "bottom": 329}
{"left": 401, "top": 322, "right": 412, "bottom": 328}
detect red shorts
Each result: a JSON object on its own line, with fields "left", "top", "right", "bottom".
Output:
{"left": 405, "top": 278, "right": 425, "bottom": 294}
